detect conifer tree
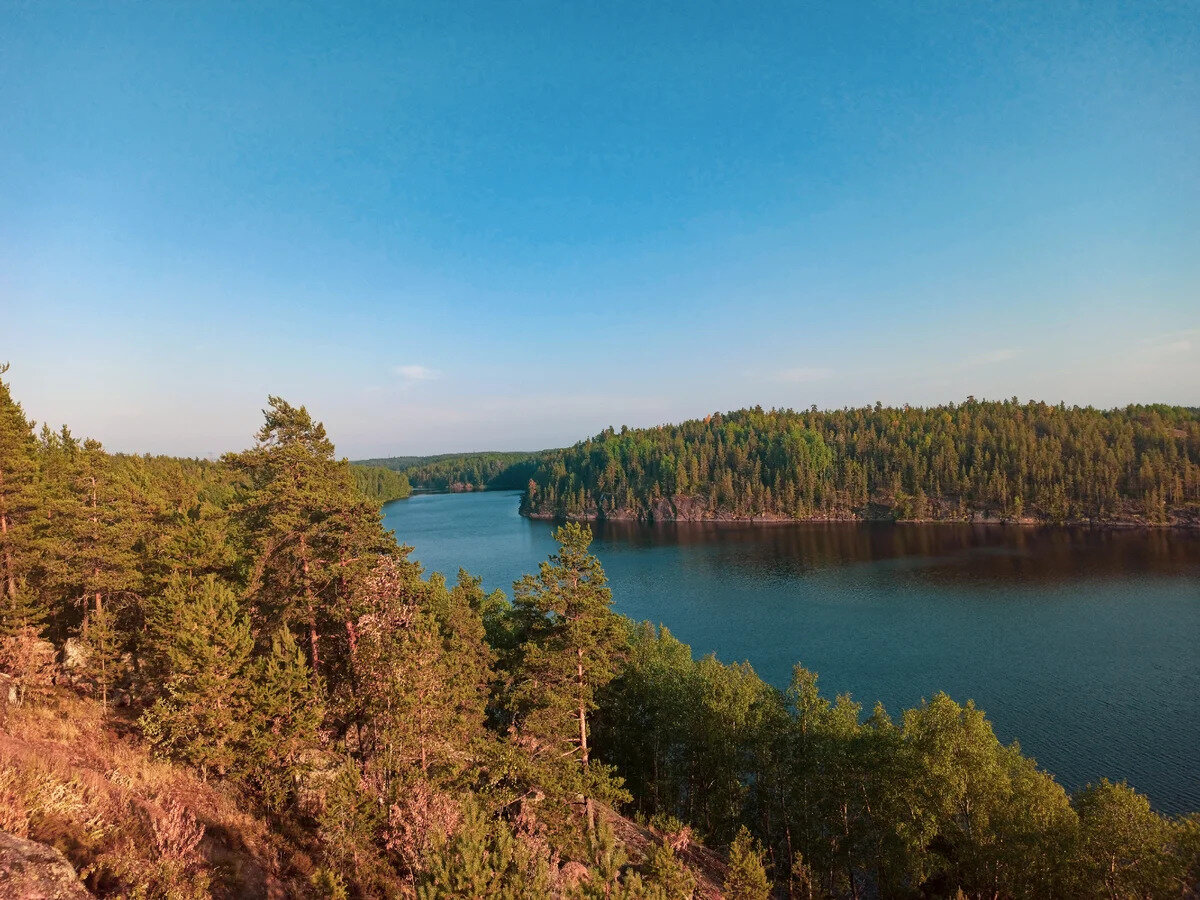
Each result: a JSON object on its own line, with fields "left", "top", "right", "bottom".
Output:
{"left": 349, "top": 555, "right": 486, "bottom": 789}
{"left": 512, "top": 522, "right": 627, "bottom": 833}
{"left": 723, "top": 826, "right": 771, "bottom": 900}
{"left": 643, "top": 842, "right": 696, "bottom": 899}
{"left": 225, "top": 397, "right": 391, "bottom": 688}
{"left": 33, "top": 435, "right": 143, "bottom": 643}
{"left": 139, "top": 576, "right": 253, "bottom": 776}
{"left": 245, "top": 625, "right": 325, "bottom": 810}
{"left": 82, "top": 601, "right": 128, "bottom": 709}
{"left": 0, "top": 577, "right": 47, "bottom": 637}
{"left": 0, "top": 364, "right": 39, "bottom": 601}
{"left": 0, "top": 579, "right": 55, "bottom": 705}
{"left": 417, "top": 798, "right": 552, "bottom": 900}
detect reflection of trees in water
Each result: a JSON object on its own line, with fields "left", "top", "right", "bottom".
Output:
{"left": 589, "top": 521, "right": 1200, "bottom": 585}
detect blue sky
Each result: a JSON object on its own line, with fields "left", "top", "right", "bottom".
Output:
{"left": 3, "top": 1, "right": 1197, "bottom": 457}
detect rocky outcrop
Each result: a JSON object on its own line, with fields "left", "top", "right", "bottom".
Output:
{"left": 0, "top": 832, "right": 93, "bottom": 899}
{"left": 57, "top": 639, "right": 89, "bottom": 685}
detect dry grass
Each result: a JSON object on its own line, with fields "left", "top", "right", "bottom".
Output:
{"left": 0, "top": 691, "right": 314, "bottom": 899}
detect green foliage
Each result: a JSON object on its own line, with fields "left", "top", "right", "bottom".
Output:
{"left": 358, "top": 450, "right": 539, "bottom": 492}
{"left": 139, "top": 576, "right": 254, "bottom": 775}
{"left": 224, "top": 396, "right": 393, "bottom": 689}
{"left": 0, "top": 364, "right": 40, "bottom": 601}
{"left": 347, "top": 555, "right": 490, "bottom": 791}
{"left": 0, "top": 577, "right": 48, "bottom": 637}
{"left": 310, "top": 868, "right": 349, "bottom": 900}
{"left": 81, "top": 600, "right": 128, "bottom": 710}
{"left": 350, "top": 463, "right": 412, "bottom": 503}
{"left": 643, "top": 842, "right": 696, "bottom": 899}
{"left": 523, "top": 400, "right": 1200, "bottom": 524}
{"left": 418, "top": 798, "right": 552, "bottom": 899}
{"left": 511, "top": 523, "right": 630, "bottom": 836}
{"left": 723, "top": 826, "right": 771, "bottom": 900}
{"left": 244, "top": 625, "right": 325, "bottom": 810}
{"left": 1073, "top": 778, "right": 1186, "bottom": 898}
{"left": 0, "top": 580, "right": 55, "bottom": 704}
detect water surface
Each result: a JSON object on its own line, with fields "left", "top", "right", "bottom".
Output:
{"left": 382, "top": 490, "right": 1200, "bottom": 814}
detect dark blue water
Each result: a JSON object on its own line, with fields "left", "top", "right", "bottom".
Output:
{"left": 382, "top": 490, "right": 1200, "bottom": 814}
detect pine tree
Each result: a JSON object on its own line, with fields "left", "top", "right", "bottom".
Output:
{"left": 32, "top": 435, "right": 142, "bottom": 643}
{"left": 417, "top": 798, "right": 552, "bottom": 900}
{"left": 644, "top": 842, "right": 696, "bottom": 899}
{"left": 225, "top": 397, "right": 391, "bottom": 689}
{"left": 139, "top": 576, "right": 253, "bottom": 776}
{"left": 348, "top": 555, "right": 486, "bottom": 789}
{"left": 244, "top": 625, "right": 325, "bottom": 810}
{"left": 0, "top": 364, "right": 39, "bottom": 601}
{"left": 723, "top": 826, "right": 771, "bottom": 900}
{"left": 0, "top": 579, "right": 55, "bottom": 705}
{"left": 511, "top": 523, "right": 627, "bottom": 834}
{"left": 0, "top": 577, "right": 48, "bottom": 637}
{"left": 81, "top": 600, "right": 129, "bottom": 709}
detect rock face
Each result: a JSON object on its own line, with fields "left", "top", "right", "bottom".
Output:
{"left": 58, "top": 639, "right": 90, "bottom": 684}
{"left": 0, "top": 832, "right": 94, "bottom": 899}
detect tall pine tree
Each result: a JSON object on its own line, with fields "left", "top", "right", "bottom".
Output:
{"left": 0, "top": 365, "right": 39, "bottom": 600}
{"left": 224, "top": 397, "right": 391, "bottom": 689}
{"left": 511, "top": 522, "right": 627, "bottom": 834}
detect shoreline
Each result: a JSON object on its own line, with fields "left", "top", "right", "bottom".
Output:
{"left": 522, "top": 510, "right": 1199, "bottom": 530}
{"left": 397, "top": 488, "right": 1199, "bottom": 530}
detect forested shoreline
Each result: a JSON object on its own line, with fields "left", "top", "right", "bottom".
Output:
{"left": 351, "top": 464, "right": 413, "bottom": 504}
{"left": 520, "top": 401, "right": 1200, "bottom": 527}
{"left": 3, "top": 369, "right": 1199, "bottom": 898}
{"left": 355, "top": 451, "right": 538, "bottom": 493}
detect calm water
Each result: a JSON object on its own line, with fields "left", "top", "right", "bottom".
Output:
{"left": 382, "top": 490, "right": 1200, "bottom": 814}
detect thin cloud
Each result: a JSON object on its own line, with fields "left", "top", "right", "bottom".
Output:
{"left": 773, "top": 367, "right": 834, "bottom": 383}
{"left": 1137, "top": 329, "right": 1197, "bottom": 352}
{"left": 393, "top": 364, "right": 440, "bottom": 382}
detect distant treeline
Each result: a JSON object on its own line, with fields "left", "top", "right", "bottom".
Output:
{"left": 351, "top": 464, "right": 412, "bottom": 503}
{"left": 356, "top": 450, "right": 538, "bottom": 492}
{"left": 521, "top": 400, "right": 1200, "bottom": 525}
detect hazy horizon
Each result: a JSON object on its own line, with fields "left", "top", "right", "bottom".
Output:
{"left": 5, "top": 2, "right": 1197, "bottom": 458}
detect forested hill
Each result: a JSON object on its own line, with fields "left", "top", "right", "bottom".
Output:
{"left": 520, "top": 400, "right": 1200, "bottom": 525}
{"left": 355, "top": 450, "right": 539, "bottom": 492}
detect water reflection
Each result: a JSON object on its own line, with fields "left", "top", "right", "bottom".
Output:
{"left": 591, "top": 520, "right": 1200, "bottom": 585}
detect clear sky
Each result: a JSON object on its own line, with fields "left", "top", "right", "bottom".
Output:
{"left": 3, "top": 2, "right": 1197, "bottom": 458}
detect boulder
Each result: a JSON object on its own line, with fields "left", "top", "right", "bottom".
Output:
{"left": 0, "top": 831, "right": 94, "bottom": 899}
{"left": 59, "top": 639, "right": 89, "bottom": 685}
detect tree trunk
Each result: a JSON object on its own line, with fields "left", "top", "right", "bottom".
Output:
{"left": 1, "top": 501, "right": 16, "bottom": 598}
{"left": 578, "top": 645, "right": 595, "bottom": 834}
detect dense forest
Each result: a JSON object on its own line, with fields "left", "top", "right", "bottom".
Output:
{"left": 357, "top": 451, "right": 538, "bottom": 492}
{"left": 2, "top": 368, "right": 1199, "bottom": 898}
{"left": 351, "top": 464, "right": 413, "bottom": 504}
{"left": 521, "top": 401, "right": 1200, "bottom": 526}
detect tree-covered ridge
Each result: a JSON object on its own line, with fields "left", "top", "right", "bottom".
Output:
{"left": 522, "top": 400, "right": 1200, "bottom": 525}
{"left": 357, "top": 450, "right": 539, "bottom": 492}
{"left": 351, "top": 464, "right": 412, "bottom": 504}
{"left": 2, "top": 366, "right": 1199, "bottom": 898}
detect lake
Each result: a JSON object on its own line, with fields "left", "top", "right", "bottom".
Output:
{"left": 382, "top": 490, "right": 1200, "bottom": 814}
